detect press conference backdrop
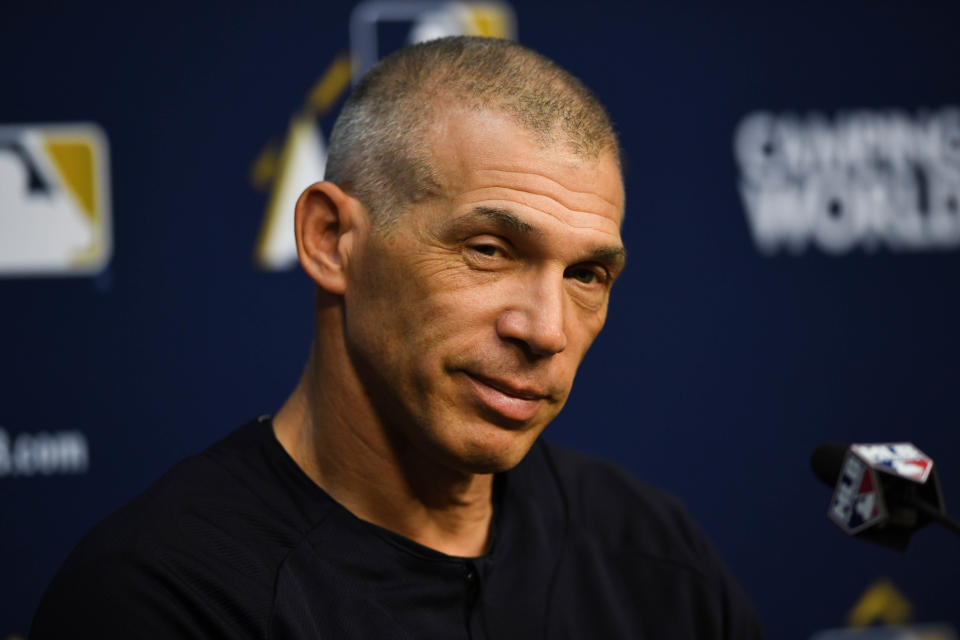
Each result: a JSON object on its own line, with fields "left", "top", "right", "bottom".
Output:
{"left": 2, "top": 1, "right": 959, "bottom": 637}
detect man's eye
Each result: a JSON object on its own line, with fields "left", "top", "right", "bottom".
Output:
{"left": 567, "top": 266, "right": 600, "bottom": 285}
{"left": 470, "top": 244, "right": 500, "bottom": 257}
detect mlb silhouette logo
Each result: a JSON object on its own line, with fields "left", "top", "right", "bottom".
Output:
{"left": 350, "top": 1, "right": 517, "bottom": 83}
{"left": 0, "top": 123, "right": 111, "bottom": 276}
{"left": 883, "top": 456, "right": 931, "bottom": 482}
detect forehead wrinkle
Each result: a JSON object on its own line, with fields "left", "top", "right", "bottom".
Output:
{"left": 476, "top": 167, "right": 622, "bottom": 211}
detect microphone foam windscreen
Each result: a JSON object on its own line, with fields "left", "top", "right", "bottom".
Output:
{"left": 811, "top": 442, "right": 849, "bottom": 488}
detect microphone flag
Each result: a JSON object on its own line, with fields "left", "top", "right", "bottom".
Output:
{"left": 826, "top": 443, "right": 945, "bottom": 550}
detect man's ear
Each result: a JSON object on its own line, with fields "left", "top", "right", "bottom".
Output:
{"left": 294, "top": 181, "right": 367, "bottom": 295}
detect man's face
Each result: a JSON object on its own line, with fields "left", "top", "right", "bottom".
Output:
{"left": 342, "top": 107, "right": 625, "bottom": 474}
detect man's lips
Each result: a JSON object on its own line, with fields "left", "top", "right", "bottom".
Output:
{"left": 463, "top": 372, "right": 549, "bottom": 422}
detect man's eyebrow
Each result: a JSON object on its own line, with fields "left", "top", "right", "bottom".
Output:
{"left": 590, "top": 245, "right": 627, "bottom": 268}
{"left": 446, "top": 206, "right": 626, "bottom": 267}
{"left": 471, "top": 206, "right": 539, "bottom": 236}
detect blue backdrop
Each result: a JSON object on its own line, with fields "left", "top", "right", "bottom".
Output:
{"left": 2, "top": 1, "right": 959, "bottom": 638}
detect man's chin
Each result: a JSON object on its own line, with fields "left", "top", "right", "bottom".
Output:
{"left": 451, "top": 451, "right": 523, "bottom": 475}
{"left": 435, "top": 422, "right": 544, "bottom": 475}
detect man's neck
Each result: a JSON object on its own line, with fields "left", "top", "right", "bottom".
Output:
{"left": 273, "top": 332, "right": 495, "bottom": 557}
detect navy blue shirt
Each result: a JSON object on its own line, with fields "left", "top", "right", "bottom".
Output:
{"left": 32, "top": 417, "right": 764, "bottom": 639}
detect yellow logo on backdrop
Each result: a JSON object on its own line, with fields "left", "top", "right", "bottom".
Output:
{"left": 0, "top": 123, "right": 111, "bottom": 276}
{"left": 251, "top": 1, "right": 515, "bottom": 271}
{"left": 846, "top": 578, "right": 913, "bottom": 627}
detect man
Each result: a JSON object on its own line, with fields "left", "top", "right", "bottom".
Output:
{"left": 32, "top": 37, "right": 764, "bottom": 638}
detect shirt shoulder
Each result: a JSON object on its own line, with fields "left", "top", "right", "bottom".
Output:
{"left": 536, "top": 441, "right": 712, "bottom": 569}
{"left": 530, "top": 440, "right": 766, "bottom": 639}
{"left": 31, "top": 418, "right": 331, "bottom": 639}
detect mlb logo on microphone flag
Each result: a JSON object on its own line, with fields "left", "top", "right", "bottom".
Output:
{"left": 851, "top": 443, "right": 934, "bottom": 484}
{"left": 0, "top": 123, "right": 112, "bottom": 276}
{"left": 829, "top": 453, "right": 885, "bottom": 534}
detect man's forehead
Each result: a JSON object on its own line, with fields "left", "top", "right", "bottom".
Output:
{"left": 428, "top": 103, "right": 619, "bottom": 168}
{"left": 424, "top": 107, "right": 624, "bottom": 224}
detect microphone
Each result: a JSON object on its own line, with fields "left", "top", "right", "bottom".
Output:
{"left": 811, "top": 442, "right": 959, "bottom": 550}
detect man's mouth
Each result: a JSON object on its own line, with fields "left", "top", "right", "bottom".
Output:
{"left": 463, "top": 372, "right": 548, "bottom": 422}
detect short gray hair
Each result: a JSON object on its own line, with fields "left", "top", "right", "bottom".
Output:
{"left": 324, "top": 36, "right": 620, "bottom": 227}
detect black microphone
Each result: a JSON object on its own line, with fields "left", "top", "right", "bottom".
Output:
{"left": 811, "top": 442, "right": 959, "bottom": 550}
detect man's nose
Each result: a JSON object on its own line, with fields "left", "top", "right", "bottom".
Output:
{"left": 495, "top": 274, "right": 568, "bottom": 357}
